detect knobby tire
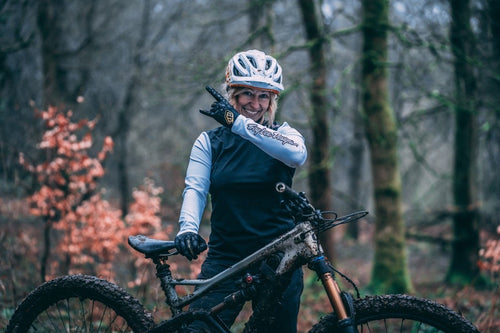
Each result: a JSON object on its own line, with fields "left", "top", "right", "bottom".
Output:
{"left": 6, "top": 274, "right": 154, "bottom": 333}
{"left": 309, "top": 294, "right": 479, "bottom": 333}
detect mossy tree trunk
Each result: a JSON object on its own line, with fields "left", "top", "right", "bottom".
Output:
{"left": 361, "top": 0, "right": 412, "bottom": 294}
{"left": 298, "top": 0, "right": 335, "bottom": 261}
{"left": 446, "top": 0, "right": 480, "bottom": 285}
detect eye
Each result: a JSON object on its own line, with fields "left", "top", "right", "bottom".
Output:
{"left": 242, "top": 91, "right": 254, "bottom": 97}
{"left": 258, "top": 93, "right": 270, "bottom": 100}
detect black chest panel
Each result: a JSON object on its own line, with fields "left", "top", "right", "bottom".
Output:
{"left": 207, "top": 127, "right": 295, "bottom": 260}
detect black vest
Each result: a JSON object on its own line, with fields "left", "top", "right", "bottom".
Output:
{"left": 207, "top": 126, "right": 295, "bottom": 260}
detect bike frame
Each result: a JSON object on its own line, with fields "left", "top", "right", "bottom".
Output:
{"left": 161, "top": 221, "right": 318, "bottom": 311}
{"left": 136, "top": 218, "right": 357, "bottom": 332}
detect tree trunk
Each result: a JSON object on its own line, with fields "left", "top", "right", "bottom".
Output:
{"left": 116, "top": 92, "right": 132, "bottom": 216}
{"left": 37, "top": 0, "right": 63, "bottom": 282}
{"left": 116, "top": 0, "right": 152, "bottom": 216}
{"left": 297, "top": 0, "right": 335, "bottom": 261}
{"left": 37, "top": 0, "right": 93, "bottom": 108}
{"left": 489, "top": 0, "right": 500, "bottom": 61}
{"left": 248, "top": 0, "right": 274, "bottom": 51}
{"left": 37, "top": 0, "right": 67, "bottom": 107}
{"left": 361, "top": 0, "right": 412, "bottom": 294}
{"left": 446, "top": 0, "right": 480, "bottom": 284}
{"left": 40, "top": 218, "right": 52, "bottom": 282}
{"left": 346, "top": 66, "right": 364, "bottom": 240}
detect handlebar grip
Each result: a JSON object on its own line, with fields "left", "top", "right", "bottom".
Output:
{"left": 275, "top": 182, "right": 301, "bottom": 200}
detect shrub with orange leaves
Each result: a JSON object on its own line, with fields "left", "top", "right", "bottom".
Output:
{"left": 126, "top": 177, "right": 173, "bottom": 239}
{"left": 125, "top": 178, "right": 179, "bottom": 288}
{"left": 20, "top": 106, "right": 178, "bottom": 283}
{"left": 478, "top": 226, "right": 500, "bottom": 278}
{"left": 56, "top": 192, "right": 125, "bottom": 278}
{"left": 477, "top": 227, "right": 500, "bottom": 333}
{"left": 19, "top": 107, "right": 113, "bottom": 222}
{"left": 20, "top": 106, "right": 118, "bottom": 280}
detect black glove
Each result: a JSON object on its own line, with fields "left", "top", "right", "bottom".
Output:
{"left": 174, "top": 232, "right": 207, "bottom": 260}
{"left": 200, "top": 86, "right": 240, "bottom": 128}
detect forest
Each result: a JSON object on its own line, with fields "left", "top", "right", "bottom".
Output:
{"left": 0, "top": 0, "right": 499, "bottom": 332}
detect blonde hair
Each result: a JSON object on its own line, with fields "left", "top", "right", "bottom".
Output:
{"left": 225, "top": 86, "right": 278, "bottom": 125}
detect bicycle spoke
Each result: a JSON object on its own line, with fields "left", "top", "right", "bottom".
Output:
{"left": 80, "top": 297, "right": 88, "bottom": 333}
{"left": 106, "top": 311, "right": 121, "bottom": 332}
{"left": 40, "top": 308, "right": 59, "bottom": 331}
{"left": 97, "top": 301, "right": 108, "bottom": 331}
{"left": 64, "top": 298, "right": 71, "bottom": 332}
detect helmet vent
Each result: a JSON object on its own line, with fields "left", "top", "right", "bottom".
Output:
{"left": 233, "top": 67, "right": 243, "bottom": 77}
{"left": 248, "top": 56, "right": 257, "bottom": 68}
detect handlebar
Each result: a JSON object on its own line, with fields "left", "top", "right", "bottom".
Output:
{"left": 276, "top": 182, "right": 369, "bottom": 232}
{"left": 275, "top": 182, "right": 315, "bottom": 219}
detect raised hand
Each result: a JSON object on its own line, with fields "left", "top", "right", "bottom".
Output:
{"left": 205, "top": 85, "right": 227, "bottom": 103}
{"left": 200, "top": 86, "right": 240, "bottom": 128}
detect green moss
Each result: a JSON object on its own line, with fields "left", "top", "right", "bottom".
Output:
{"left": 374, "top": 187, "right": 400, "bottom": 199}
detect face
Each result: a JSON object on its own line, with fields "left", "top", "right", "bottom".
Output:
{"left": 234, "top": 88, "right": 271, "bottom": 122}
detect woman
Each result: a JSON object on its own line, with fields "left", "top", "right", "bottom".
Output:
{"left": 175, "top": 49, "right": 307, "bottom": 332}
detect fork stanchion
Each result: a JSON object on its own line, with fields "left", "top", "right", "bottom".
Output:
{"left": 309, "top": 256, "right": 359, "bottom": 332}
{"left": 321, "top": 272, "right": 349, "bottom": 320}
{"left": 310, "top": 256, "right": 348, "bottom": 319}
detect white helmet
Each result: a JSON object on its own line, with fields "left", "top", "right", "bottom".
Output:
{"left": 225, "top": 49, "right": 284, "bottom": 94}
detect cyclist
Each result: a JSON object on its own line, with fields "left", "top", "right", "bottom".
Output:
{"left": 175, "top": 49, "right": 307, "bottom": 332}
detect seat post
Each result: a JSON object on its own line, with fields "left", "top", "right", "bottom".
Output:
{"left": 154, "top": 259, "right": 182, "bottom": 315}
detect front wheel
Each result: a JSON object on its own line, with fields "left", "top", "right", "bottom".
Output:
{"left": 309, "top": 294, "right": 479, "bottom": 333}
{"left": 6, "top": 274, "right": 154, "bottom": 333}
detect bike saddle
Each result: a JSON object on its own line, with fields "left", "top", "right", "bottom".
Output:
{"left": 128, "top": 235, "right": 177, "bottom": 257}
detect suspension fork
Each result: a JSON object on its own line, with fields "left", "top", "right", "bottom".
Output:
{"left": 309, "top": 256, "right": 358, "bottom": 333}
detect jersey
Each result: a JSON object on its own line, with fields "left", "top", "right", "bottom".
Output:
{"left": 178, "top": 115, "right": 307, "bottom": 260}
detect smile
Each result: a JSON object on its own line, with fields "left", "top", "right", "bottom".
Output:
{"left": 242, "top": 108, "right": 262, "bottom": 116}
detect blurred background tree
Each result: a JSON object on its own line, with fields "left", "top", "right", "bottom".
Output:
{"left": 361, "top": 0, "right": 411, "bottom": 294}
{"left": 447, "top": 0, "right": 480, "bottom": 285}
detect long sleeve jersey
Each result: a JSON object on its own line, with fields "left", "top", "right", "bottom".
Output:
{"left": 178, "top": 115, "right": 307, "bottom": 259}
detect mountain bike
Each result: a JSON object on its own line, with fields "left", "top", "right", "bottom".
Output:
{"left": 6, "top": 182, "right": 480, "bottom": 332}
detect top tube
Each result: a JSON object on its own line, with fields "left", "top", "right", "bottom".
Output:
{"left": 170, "top": 221, "right": 318, "bottom": 308}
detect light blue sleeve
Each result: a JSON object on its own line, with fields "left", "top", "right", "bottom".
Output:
{"left": 177, "top": 132, "right": 211, "bottom": 235}
{"left": 231, "top": 117, "right": 307, "bottom": 168}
